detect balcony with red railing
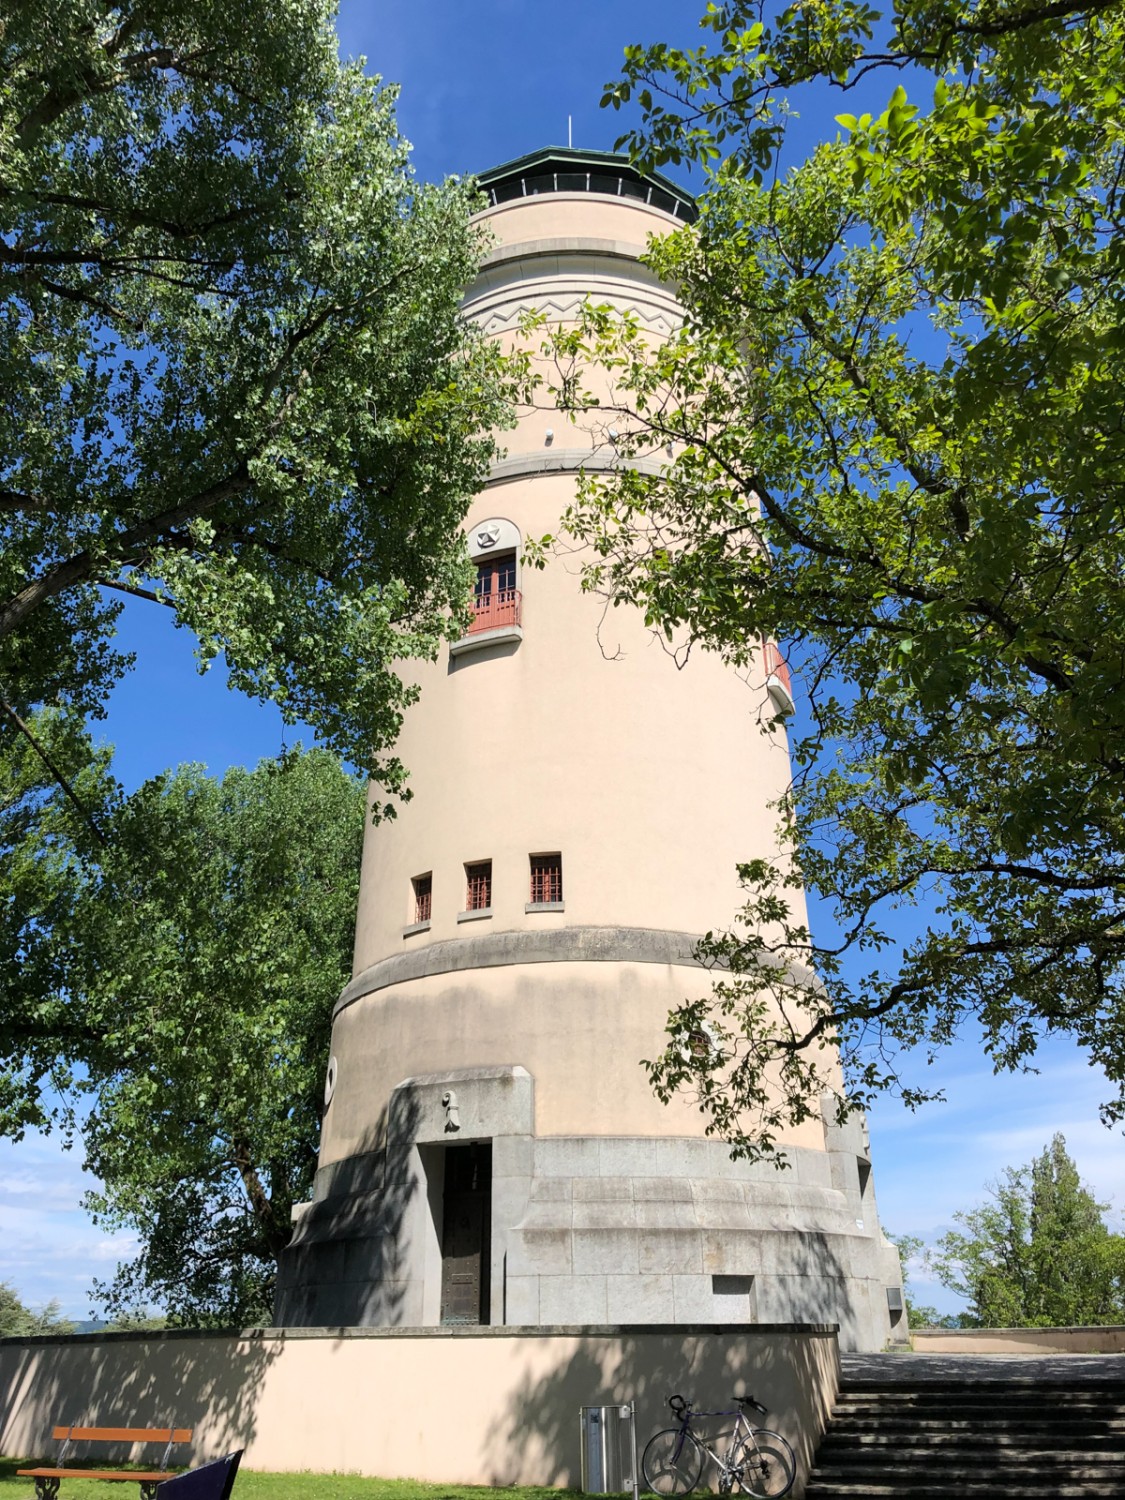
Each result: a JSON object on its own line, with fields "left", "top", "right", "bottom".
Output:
{"left": 450, "top": 585, "right": 524, "bottom": 658}
{"left": 763, "top": 639, "right": 795, "bottom": 715}
{"left": 468, "top": 586, "right": 522, "bottom": 634}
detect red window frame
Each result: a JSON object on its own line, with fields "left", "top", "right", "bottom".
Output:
{"left": 465, "top": 860, "right": 492, "bottom": 911}
{"left": 412, "top": 873, "right": 432, "bottom": 924}
{"left": 530, "top": 853, "right": 563, "bottom": 904}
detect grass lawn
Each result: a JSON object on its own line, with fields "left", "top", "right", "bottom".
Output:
{"left": 0, "top": 1463, "right": 588, "bottom": 1500}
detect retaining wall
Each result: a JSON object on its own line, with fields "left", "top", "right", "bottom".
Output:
{"left": 913, "top": 1325, "right": 1125, "bottom": 1355}
{"left": 0, "top": 1324, "right": 839, "bottom": 1496}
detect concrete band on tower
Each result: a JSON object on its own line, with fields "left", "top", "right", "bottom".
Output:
{"left": 275, "top": 147, "right": 906, "bottom": 1351}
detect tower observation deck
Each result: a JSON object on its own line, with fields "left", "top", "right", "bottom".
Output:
{"left": 276, "top": 149, "right": 904, "bottom": 1350}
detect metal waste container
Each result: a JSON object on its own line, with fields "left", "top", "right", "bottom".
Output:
{"left": 580, "top": 1403, "right": 639, "bottom": 1497}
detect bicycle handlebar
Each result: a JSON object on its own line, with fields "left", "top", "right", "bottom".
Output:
{"left": 668, "top": 1391, "right": 768, "bottom": 1416}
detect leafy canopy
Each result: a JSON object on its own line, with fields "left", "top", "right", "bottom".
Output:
{"left": 889, "top": 1233, "right": 966, "bottom": 1329}
{"left": 931, "top": 1135, "right": 1125, "bottom": 1326}
{"left": 0, "top": 1278, "right": 75, "bottom": 1337}
{"left": 1, "top": 0, "right": 512, "bottom": 805}
{"left": 0, "top": 708, "right": 116, "bottom": 1136}
{"left": 66, "top": 749, "right": 365, "bottom": 1327}
{"left": 537, "top": 0, "right": 1125, "bottom": 1151}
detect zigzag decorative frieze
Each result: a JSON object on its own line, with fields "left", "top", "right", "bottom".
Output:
{"left": 472, "top": 293, "right": 680, "bottom": 337}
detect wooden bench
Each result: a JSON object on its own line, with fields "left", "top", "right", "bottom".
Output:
{"left": 18, "top": 1424, "right": 193, "bottom": 1499}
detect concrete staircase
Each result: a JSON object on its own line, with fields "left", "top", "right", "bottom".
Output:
{"left": 805, "top": 1371, "right": 1125, "bottom": 1497}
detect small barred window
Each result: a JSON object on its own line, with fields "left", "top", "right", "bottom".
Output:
{"left": 465, "top": 860, "right": 492, "bottom": 911}
{"left": 530, "top": 853, "right": 563, "bottom": 904}
{"left": 412, "top": 873, "right": 432, "bottom": 924}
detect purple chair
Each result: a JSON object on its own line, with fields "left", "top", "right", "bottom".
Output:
{"left": 155, "top": 1451, "right": 242, "bottom": 1500}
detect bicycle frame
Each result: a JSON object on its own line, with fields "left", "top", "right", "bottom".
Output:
{"left": 644, "top": 1391, "right": 796, "bottom": 1500}
{"left": 671, "top": 1405, "right": 755, "bottom": 1484}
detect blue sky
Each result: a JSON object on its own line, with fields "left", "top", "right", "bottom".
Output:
{"left": 1, "top": 0, "right": 1120, "bottom": 1321}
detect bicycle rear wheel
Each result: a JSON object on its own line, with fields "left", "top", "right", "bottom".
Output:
{"left": 729, "top": 1429, "right": 796, "bottom": 1498}
{"left": 642, "top": 1428, "right": 705, "bottom": 1495}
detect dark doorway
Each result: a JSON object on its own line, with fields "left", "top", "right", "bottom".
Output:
{"left": 440, "top": 1142, "right": 492, "bottom": 1324}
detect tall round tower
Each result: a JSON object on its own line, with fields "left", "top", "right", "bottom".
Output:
{"left": 277, "top": 149, "right": 904, "bottom": 1350}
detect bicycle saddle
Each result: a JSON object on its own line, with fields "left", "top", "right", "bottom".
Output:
{"left": 732, "top": 1393, "right": 768, "bottom": 1413}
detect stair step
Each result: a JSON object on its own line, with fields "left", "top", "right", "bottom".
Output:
{"left": 842, "top": 1378, "right": 1125, "bottom": 1391}
{"left": 833, "top": 1393, "right": 1125, "bottom": 1406}
{"left": 822, "top": 1416, "right": 1125, "bottom": 1428}
{"left": 825, "top": 1432, "right": 1125, "bottom": 1449}
{"left": 813, "top": 1458, "right": 1122, "bottom": 1477}
{"left": 834, "top": 1394, "right": 1125, "bottom": 1408}
{"left": 806, "top": 1486, "right": 1122, "bottom": 1498}
{"left": 808, "top": 1375, "right": 1125, "bottom": 1499}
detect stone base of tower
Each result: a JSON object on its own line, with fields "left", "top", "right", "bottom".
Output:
{"left": 276, "top": 1067, "right": 905, "bottom": 1352}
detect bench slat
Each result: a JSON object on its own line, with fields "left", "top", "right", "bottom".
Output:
{"left": 49, "top": 1427, "right": 192, "bottom": 1444}
{"left": 19, "top": 1469, "right": 174, "bottom": 1481}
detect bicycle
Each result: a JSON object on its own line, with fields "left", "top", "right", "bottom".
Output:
{"left": 641, "top": 1392, "right": 796, "bottom": 1498}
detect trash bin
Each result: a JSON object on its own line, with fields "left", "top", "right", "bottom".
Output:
{"left": 580, "top": 1403, "right": 638, "bottom": 1497}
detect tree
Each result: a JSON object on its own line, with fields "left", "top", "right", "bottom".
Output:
{"left": 889, "top": 1234, "right": 953, "bottom": 1329}
{"left": 60, "top": 749, "right": 365, "bottom": 1326}
{"left": 531, "top": 0, "right": 1125, "bottom": 1150}
{"left": 0, "top": 1279, "right": 75, "bottom": 1336}
{"left": 932, "top": 1135, "right": 1125, "bottom": 1326}
{"left": 1, "top": 0, "right": 511, "bottom": 804}
{"left": 0, "top": 707, "right": 116, "bottom": 1136}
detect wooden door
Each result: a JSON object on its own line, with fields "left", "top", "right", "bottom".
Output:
{"left": 439, "top": 1143, "right": 492, "bottom": 1324}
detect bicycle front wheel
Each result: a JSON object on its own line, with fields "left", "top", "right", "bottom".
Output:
{"left": 729, "top": 1429, "right": 796, "bottom": 1498}
{"left": 642, "top": 1428, "right": 704, "bottom": 1496}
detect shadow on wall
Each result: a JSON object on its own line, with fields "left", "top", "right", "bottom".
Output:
{"left": 0, "top": 1328, "right": 279, "bottom": 1465}
{"left": 481, "top": 1327, "right": 838, "bottom": 1491}
{"left": 765, "top": 1227, "right": 874, "bottom": 1351}
{"left": 275, "top": 1091, "right": 421, "bottom": 1327}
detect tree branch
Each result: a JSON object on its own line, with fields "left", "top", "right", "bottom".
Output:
{"left": 0, "top": 462, "right": 251, "bottom": 644}
{"left": 0, "top": 487, "right": 48, "bottom": 513}
{"left": 97, "top": 578, "right": 177, "bottom": 609}
{"left": 0, "top": 696, "right": 106, "bottom": 846}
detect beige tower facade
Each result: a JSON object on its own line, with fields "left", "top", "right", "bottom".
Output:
{"left": 277, "top": 149, "right": 904, "bottom": 1350}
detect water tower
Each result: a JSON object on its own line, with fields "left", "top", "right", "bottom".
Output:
{"left": 276, "top": 149, "right": 904, "bottom": 1350}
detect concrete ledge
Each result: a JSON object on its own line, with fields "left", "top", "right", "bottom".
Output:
{"left": 449, "top": 625, "right": 522, "bottom": 656}
{"left": 484, "top": 448, "right": 669, "bottom": 487}
{"left": 0, "top": 1321, "right": 839, "bottom": 1347}
{"left": 335, "top": 925, "right": 714, "bottom": 1016}
{"left": 476, "top": 236, "right": 652, "bottom": 269}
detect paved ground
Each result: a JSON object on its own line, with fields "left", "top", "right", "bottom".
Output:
{"left": 842, "top": 1352, "right": 1125, "bottom": 1383}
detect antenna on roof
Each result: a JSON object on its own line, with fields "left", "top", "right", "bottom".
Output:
{"left": 568, "top": 115, "right": 573, "bottom": 149}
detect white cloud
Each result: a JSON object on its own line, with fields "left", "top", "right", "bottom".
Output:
{"left": 0, "top": 1130, "right": 132, "bottom": 1316}
{"left": 870, "top": 1033, "right": 1125, "bottom": 1315}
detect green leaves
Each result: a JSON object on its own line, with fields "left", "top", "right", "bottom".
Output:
{"left": 70, "top": 749, "right": 365, "bottom": 1325}
{"left": 0, "top": 723, "right": 363, "bottom": 1322}
{"left": 0, "top": 0, "right": 514, "bottom": 791}
{"left": 0, "top": 1281, "right": 75, "bottom": 1338}
{"left": 562, "top": 0, "right": 1125, "bottom": 1151}
{"left": 932, "top": 1136, "right": 1125, "bottom": 1326}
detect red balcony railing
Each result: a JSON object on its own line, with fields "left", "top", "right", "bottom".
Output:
{"left": 763, "top": 639, "right": 792, "bottom": 697}
{"left": 763, "top": 638, "right": 795, "bottom": 714}
{"left": 468, "top": 587, "right": 522, "bottom": 634}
